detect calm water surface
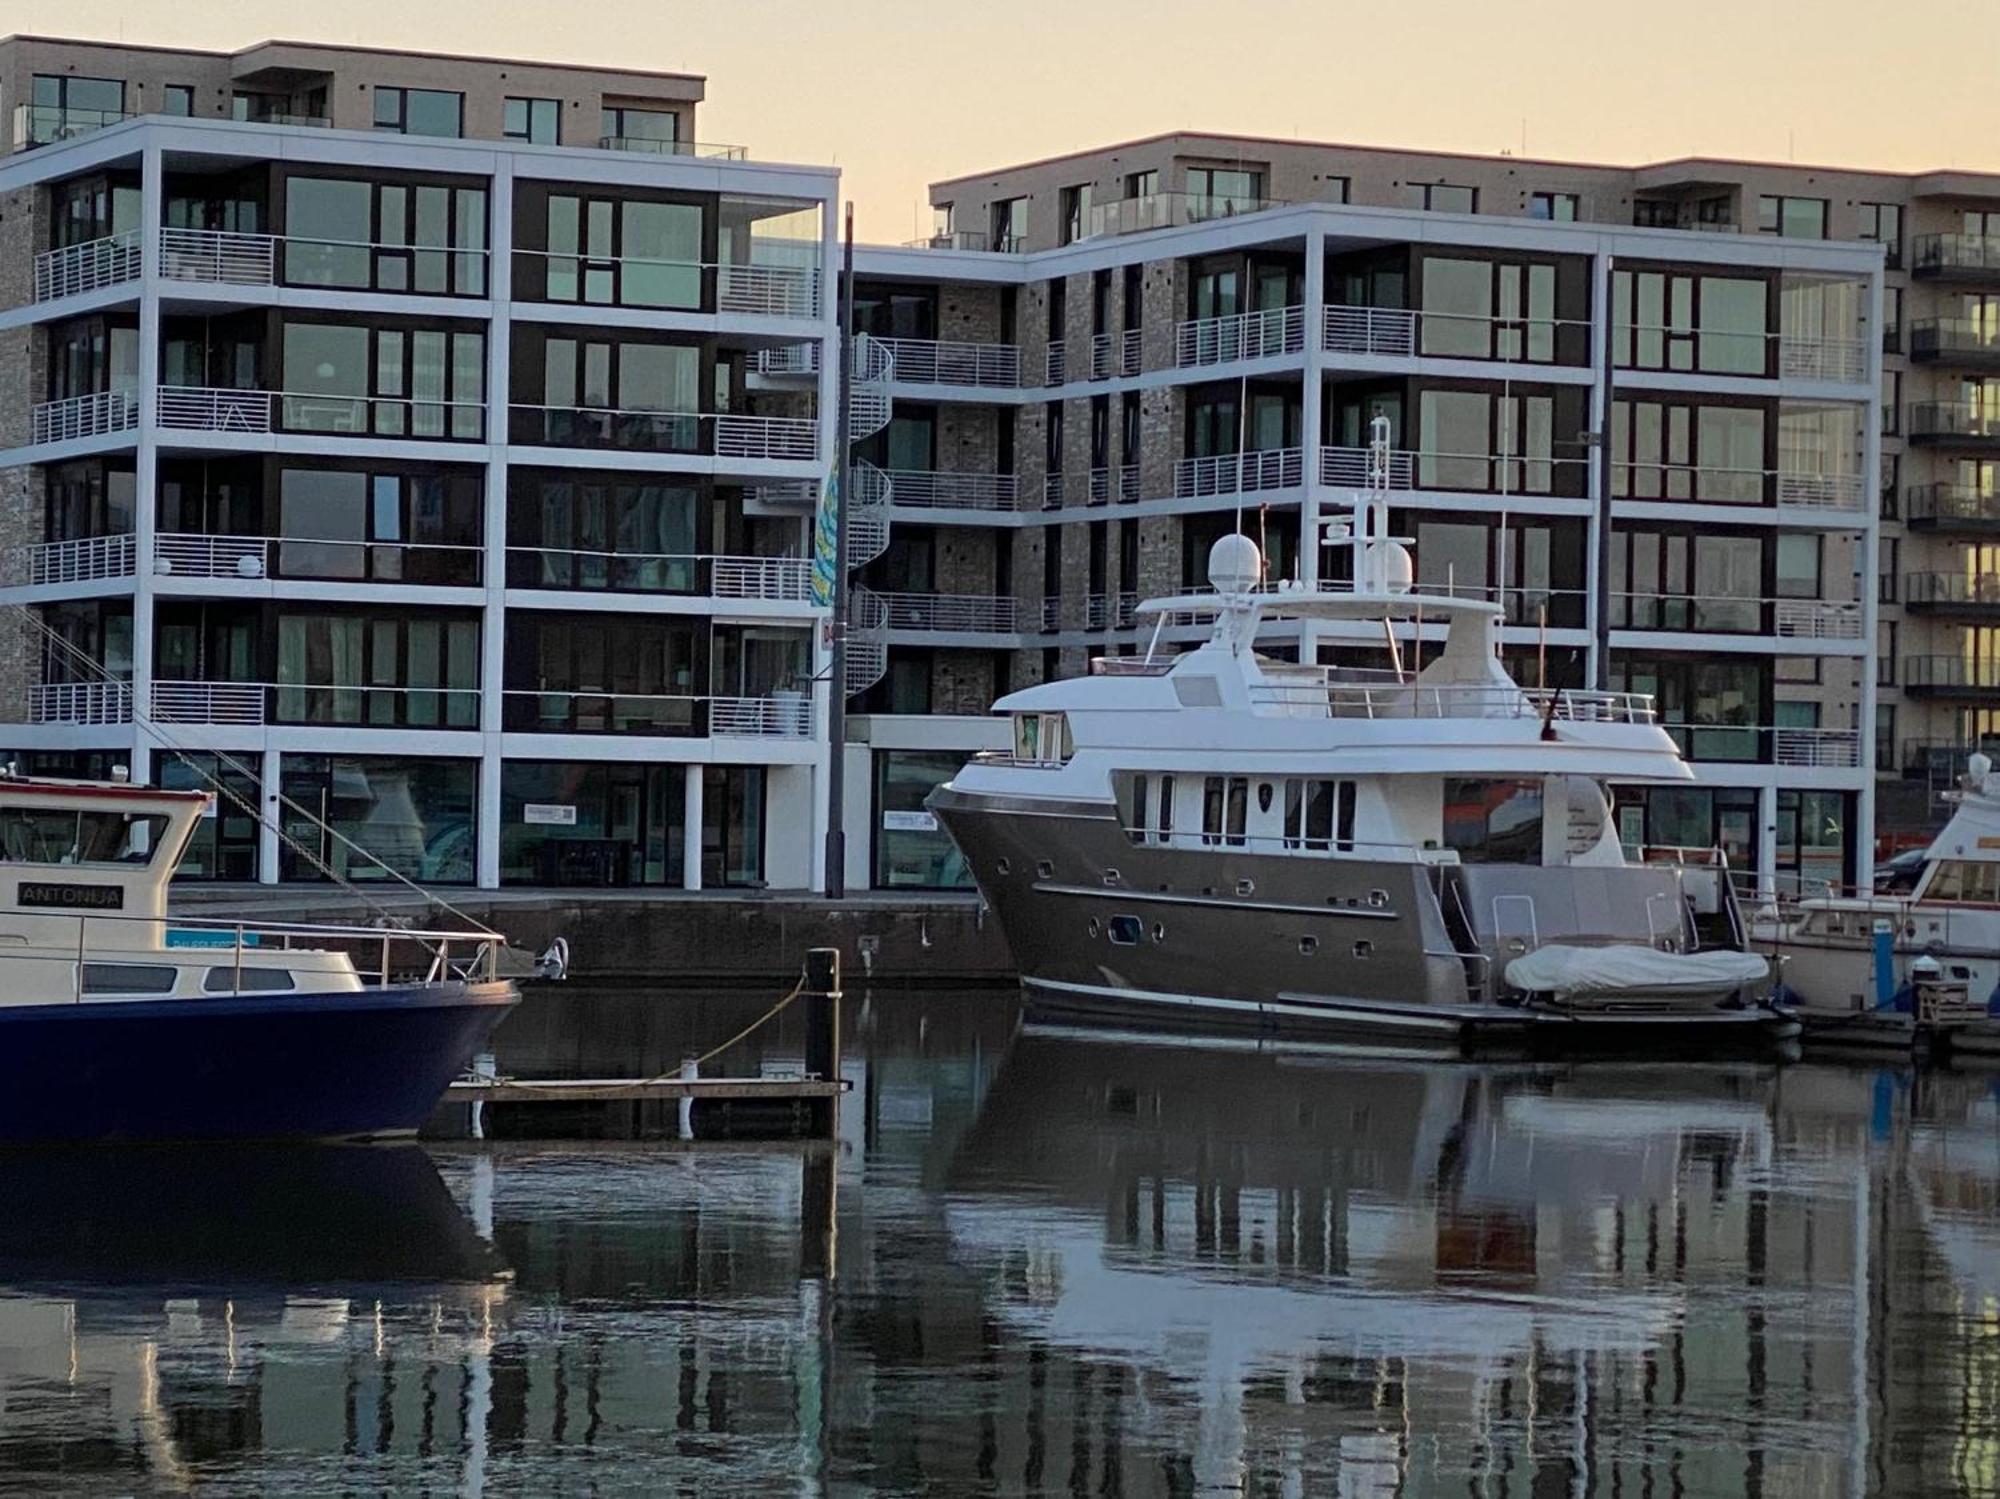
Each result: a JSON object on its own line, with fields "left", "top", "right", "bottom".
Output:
{"left": 1, "top": 987, "right": 1996, "bottom": 1496}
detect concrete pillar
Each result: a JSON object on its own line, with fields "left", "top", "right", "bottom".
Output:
{"left": 1757, "top": 784, "right": 1779, "bottom": 901}
{"left": 1856, "top": 259, "right": 1885, "bottom": 882}
{"left": 1299, "top": 224, "right": 1327, "bottom": 666}
{"left": 477, "top": 745, "right": 502, "bottom": 889}
{"left": 1584, "top": 248, "right": 1614, "bottom": 690}
{"left": 477, "top": 160, "right": 512, "bottom": 893}
{"left": 682, "top": 761, "right": 704, "bottom": 891}
{"left": 131, "top": 144, "right": 163, "bottom": 746}
{"left": 258, "top": 747, "right": 281, "bottom": 884}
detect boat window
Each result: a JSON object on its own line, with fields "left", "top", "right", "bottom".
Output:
{"left": 1013, "top": 712, "right": 1073, "bottom": 766}
{"left": 1924, "top": 861, "right": 2000, "bottom": 903}
{"left": 1127, "top": 774, "right": 1148, "bottom": 839}
{"left": 1443, "top": 779, "right": 1545, "bottom": 864}
{"left": 1107, "top": 915, "right": 1144, "bottom": 945}
{"left": 1202, "top": 776, "right": 1248, "bottom": 847}
{"left": 1283, "top": 778, "right": 1358, "bottom": 852}
{"left": 0, "top": 808, "right": 171, "bottom": 866}
{"left": 203, "top": 966, "right": 297, "bottom": 993}
{"left": 1156, "top": 775, "right": 1175, "bottom": 844}
{"left": 79, "top": 963, "right": 179, "bottom": 995}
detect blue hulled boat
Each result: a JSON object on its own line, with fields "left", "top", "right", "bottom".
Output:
{"left": 0, "top": 773, "right": 516, "bottom": 1141}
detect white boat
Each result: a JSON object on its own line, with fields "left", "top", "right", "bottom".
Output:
{"left": 930, "top": 454, "right": 1784, "bottom": 1049}
{"left": 0, "top": 771, "right": 516, "bottom": 1140}
{"left": 1751, "top": 754, "right": 2000, "bottom": 1054}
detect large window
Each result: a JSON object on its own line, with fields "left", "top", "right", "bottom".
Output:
{"left": 1402, "top": 182, "right": 1477, "bottom": 214}
{"left": 160, "top": 752, "right": 260, "bottom": 881}
{"left": 50, "top": 173, "right": 140, "bottom": 247}
{"left": 47, "top": 316, "right": 139, "bottom": 401}
{"left": 44, "top": 459, "right": 135, "bottom": 542}
{"left": 276, "top": 467, "right": 482, "bottom": 584}
{"left": 1416, "top": 386, "right": 1586, "bottom": 495}
{"left": 503, "top": 614, "right": 704, "bottom": 734}
{"left": 1417, "top": 255, "right": 1585, "bottom": 363}
{"left": 530, "top": 192, "right": 706, "bottom": 309}
{"left": 504, "top": 96, "right": 560, "bottom": 144}
{"left": 601, "top": 104, "right": 679, "bottom": 150}
{"left": 274, "top": 612, "right": 480, "bottom": 727}
{"left": 279, "top": 757, "right": 476, "bottom": 884}
{"left": 1188, "top": 168, "right": 1264, "bottom": 215}
{"left": 27, "top": 74, "right": 124, "bottom": 143}
{"left": 500, "top": 761, "right": 683, "bottom": 886}
{"left": 1858, "top": 202, "right": 1902, "bottom": 268}
{"left": 1443, "top": 780, "right": 1543, "bottom": 863}
{"left": 1528, "top": 191, "right": 1579, "bottom": 222}
{"left": 1610, "top": 530, "right": 1764, "bottom": 633}
{"left": 990, "top": 197, "right": 1027, "bottom": 252}
{"left": 1614, "top": 269, "right": 1771, "bottom": 376}
{"left": 1612, "top": 397, "right": 1769, "bottom": 504}
{"left": 874, "top": 751, "right": 974, "bottom": 889}
{"left": 1757, "top": 195, "right": 1827, "bottom": 239}
{"left": 373, "top": 87, "right": 463, "bottom": 138}
{"left": 280, "top": 321, "right": 485, "bottom": 440}
{"left": 1612, "top": 659, "right": 1767, "bottom": 762}
{"left": 507, "top": 472, "right": 704, "bottom": 591}
{"left": 1060, "top": 184, "right": 1093, "bottom": 245}
{"left": 283, "top": 176, "right": 487, "bottom": 296}
{"left": 514, "top": 332, "right": 703, "bottom": 450}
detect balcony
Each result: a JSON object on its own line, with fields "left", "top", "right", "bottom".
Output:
{"left": 1611, "top": 593, "right": 1865, "bottom": 640}
{"left": 156, "top": 532, "right": 484, "bottom": 587}
{"left": 901, "top": 230, "right": 995, "bottom": 253}
{"left": 137, "top": 680, "right": 480, "bottom": 728}
{"left": 1176, "top": 306, "right": 1304, "bottom": 368}
{"left": 1321, "top": 446, "right": 1591, "bottom": 498}
{"left": 596, "top": 137, "right": 748, "bottom": 161}
{"left": 1905, "top": 483, "right": 2000, "bottom": 532}
{"left": 1045, "top": 341, "right": 1067, "bottom": 387}
{"left": 156, "top": 387, "right": 488, "bottom": 443}
{"left": 1084, "top": 191, "right": 1286, "bottom": 239}
{"left": 1089, "top": 333, "right": 1115, "bottom": 380}
{"left": 1904, "top": 572, "right": 2000, "bottom": 617}
{"left": 1776, "top": 335, "right": 1868, "bottom": 384}
{"left": 1659, "top": 722, "right": 1863, "bottom": 768}
{"left": 1085, "top": 592, "right": 1142, "bottom": 630}
{"left": 1904, "top": 656, "right": 2000, "bottom": 698}
{"left": 1911, "top": 234, "right": 2000, "bottom": 283}
{"left": 1321, "top": 305, "right": 1595, "bottom": 368}
{"left": 33, "top": 231, "right": 141, "bottom": 302}
{"left": 1901, "top": 737, "right": 2000, "bottom": 779}
{"left": 29, "top": 390, "right": 139, "bottom": 445}
{"left": 11, "top": 534, "right": 135, "bottom": 587}
{"left": 1176, "top": 448, "right": 1303, "bottom": 497}
{"left": 881, "top": 470, "right": 1021, "bottom": 512}
{"left": 1615, "top": 461, "right": 1868, "bottom": 513}
{"left": 505, "top": 548, "right": 812, "bottom": 601}
{"left": 876, "top": 593, "right": 1021, "bottom": 633}
{"left": 27, "top": 680, "right": 131, "bottom": 724}
{"left": 159, "top": 227, "right": 279, "bottom": 287}
{"left": 11, "top": 103, "right": 130, "bottom": 151}
{"left": 513, "top": 249, "right": 820, "bottom": 319}
{"left": 501, "top": 690, "right": 810, "bottom": 737}
{"left": 1908, "top": 402, "right": 2000, "bottom": 447}
{"left": 1909, "top": 318, "right": 2000, "bottom": 370}
{"left": 508, "top": 407, "right": 815, "bottom": 460}
{"left": 872, "top": 338, "right": 1021, "bottom": 389}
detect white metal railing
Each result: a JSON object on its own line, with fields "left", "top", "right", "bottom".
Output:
{"left": 509, "top": 407, "right": 815, "bottom": 460}
{"left": 718, "top": 262, "right": 821, "bottom": 318}
{"left": 1176, "top": 305, "right": 1305, "bottom": 367}
{"left": 156, "top": 532, "right": 484, "bottom": 584}
{"left": 1773, "top": 599, "right": 1867, "bottom": 640}
{"left": 1122, "top": 327, "right": 1144, "bottom": 375}
{"left": 756, "top": 343, "right": 820, "bottom": 376}
{"left": 1090, "top": 333, "right": 1114, "bottom": 380}
{"left": 877, "top": 593, "right": 1020, "bottom": 632}
{"left": 875, "top": 337, "right": 1021, "bottom": 388}
{"left": 1119, "top": 463, "right": 1142, "bottom": 502}
{"left": 1778, "top": 336, "right": 1868, "bottom": 383}
{"left": 709, "top": 694, "right": 815, "bottom": 738}
{"left": 1609, "top": 593, "right": 1865, "bottom": 640}
{"left": 1085, "top": 592, "right": 1142, "bottom": 630}
{"left": 1617, "top": 460, "right": 1865, "bottom": 511}
{"left": 596, "top": 137, "right": 748, "bottom": 160}
{"left": 28, "top": 681, "right": 131, "bottom": 724}
{"left": 1319, "top": 446, "right": 1417, "bottom": 488}
{"left": 882, "top": 470, "right": 1021, "bottom": 511}
{"left": 713, "top": 414, "right": 819, "bottom": 461}
{"left": 1046, "top": 340, "right": 1068, "bottom": 386}
{"left": 1248, "top": 675, "right": 1656, "bottom": 724}
{"left": 1089, "top": 467, "right": 1111, "bottom": 504}
{"left": 279, "top": 392, "right": 485, "bottom": 440}
{"left": 515, "top": 248, "right": 817, "bottom": 317}
{"left": 33, "top": 230, "right": 141, "bottom": 302}
{"left": 710, "top": 556, "right": 814, "bottom": 601}
{"left": 158, "top": 227, "right": 277, "bottom": 286}
{"left": 151, "top": 680, "right": 267, "bottom": 725}
{"left": 31, "top": 389, "right": 139, "bottom": 445}
{"left": 1084, "top": 192, "right": 1283, "bottom": 239}
{"left": 1322, "top": 306, "right": 1418, "bottom": 356}
{"left": 1773, "top": 727, "right": 1862, "bottom": 768}
{"left": 158, "top": 386, "right": 274, "bottom": 433}
{"left": 1774, "top": 472, "right": 1867, "bottom": 511}
{"left": 1176, "top": 448, "right": 1304, "bottom": 497}
{"left": 1043, "top": 473, "right": 1065, "bottom": 509}
{"left": 507, "top": 547, "right": 812, "bottom": 601}
{"left": 20, "top": 534, "right": 135, "bottom": 586}
{"left": 155, "top": 533, "right": 269, "bottom": 578}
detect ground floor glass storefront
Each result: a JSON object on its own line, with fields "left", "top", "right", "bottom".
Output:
{"left": 278, "top": 756, "right": 477, "bottom": 885}
{"left": 873, "top": 750, "right": 974, "bottom": 890}
{"left": 1617, "top": 785, "right": 1852, "bottom": 894}
{"left": 499, "top": 762, "right": 766, "bottom": 888}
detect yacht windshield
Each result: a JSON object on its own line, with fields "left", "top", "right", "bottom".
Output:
{"left": 0, "top": 808, "right": 170, "bottom": 866}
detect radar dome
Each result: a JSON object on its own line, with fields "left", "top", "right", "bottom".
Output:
{"left": 1207, "top": 533, "right": 1263, "bottom": 595}
{"left": 1379, "top": 542, "right": 1414, "bottom": 594}
{"left": 1970, "top": 751, "right": 1992, "bottom": 781}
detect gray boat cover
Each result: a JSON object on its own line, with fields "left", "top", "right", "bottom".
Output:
{"left": 1505, "top": 944, "right": 1768, "bottom": 999}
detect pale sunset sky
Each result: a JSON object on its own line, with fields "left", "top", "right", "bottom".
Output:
{"left": 23, "top": 0, "right": 2000, "bottom": 239}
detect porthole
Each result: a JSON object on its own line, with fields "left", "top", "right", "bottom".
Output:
{"left": 1299, "top": 935, "right": 1318, "bottom": 956}
{"left": 1152, "top": 921, "right": 1167, "bottom": 942}
{"left": 1087, "top": 917, "right": 1101, "bottom": 938}
{"left": 1102, "top": 868, "right": 1122, "bottom": 887}
{"left": 1256, "top": 782, "right": 1274, "bottom": 813}
{"left": 1236, "top": 877, "right": 1255, "bottom": 897}
{"left": 1036, "top": 859, "right": 1054, "bottom": 879}
{"left": 1353, "top": 940, "right": 1373, "bottom": 959}
{"left": 996, "top": 857, "right": 1011, "bottom": 876}
{"left": 1368, "top": 889, "right": 1388, "bottom": 909}
{"left": 1108, "top": 915, "right": 1144, "bottom": 946}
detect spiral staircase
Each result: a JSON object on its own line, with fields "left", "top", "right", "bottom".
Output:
{"left": 841, "top": 334, "right": 894, "bottom": 696}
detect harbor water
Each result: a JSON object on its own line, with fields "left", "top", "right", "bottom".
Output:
{"left": 0, "top": 985, "right": 1995, "bottom": 1496}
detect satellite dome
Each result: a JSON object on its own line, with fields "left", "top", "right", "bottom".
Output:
{"left": 1207, "top": 533, "right": 1262, "bottom": 595}
{"left": 1379, "top": 542, "right": 1414, "bottom": 595}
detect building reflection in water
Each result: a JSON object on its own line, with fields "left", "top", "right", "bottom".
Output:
{"left": 0, "top": 990, "right": 1994, "bottom": 1496}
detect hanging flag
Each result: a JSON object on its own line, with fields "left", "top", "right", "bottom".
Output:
{"left": 810, "top": 464, "right": 840, "bottom": 607}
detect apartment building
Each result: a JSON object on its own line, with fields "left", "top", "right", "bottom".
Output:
{"left": 842, "top": 134, "right": 1894, "bottom": 897}
{"left": 0, "top": 35, "right": 843, "bottom": 890}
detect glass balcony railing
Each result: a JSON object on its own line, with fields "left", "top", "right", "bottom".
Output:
{"left": 12, "top": 103, "right": 130, "bottom": 150}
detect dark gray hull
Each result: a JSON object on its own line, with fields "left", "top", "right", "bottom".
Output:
{"left": 931, "top": 787, "right": 1793, "bottom": 1050}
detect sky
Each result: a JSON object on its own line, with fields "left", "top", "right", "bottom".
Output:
{"left": 24, "top": 0, "right": 2000, "bottom": 242}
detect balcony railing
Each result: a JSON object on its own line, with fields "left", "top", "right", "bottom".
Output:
{"left": 1175, "top": 448, "right": 1304, "bottom": 497}
{"left": 151, "top": 681, "right": 270, "bottom": 725}
{"left": 1902, "top": 737, "right": 2000, "bottom": 777}
{"left": 1119, "top": 463, "right": 1141, "bottom": 502}
{"left": 1903, "top": 656, "right": 2000, "bottom": 694}
{"left": 1043, "top": 473, "right": 1064, "bottom": 510}
{"left": 28, "top": 680, "right": 131, "bottom": 724}
{"left": 508, "top": 547, "right": 810, "bottom": 598}
{"left": 881, "top": 470, "right": 1021, "bottom": 512}
{"left": 1912, "top": 234, "right": 2000, "bottom": 279}
{"left": 1905, "top": 483, "right": 2000, "bottom": 529}
{"left": 1320, "top": 446, "right": 1416, "bottom": 489}
{"left": 158, "top": 386, "right": 275, "bottom": 433}
{"left": 12, "top": 104, "right": 130, "bottom": 150}
{"left": 16, "top": 533, "right": 135, "bottom": 586}
{"left": 1613, "top": 461, "right": 1866, "bottom": 511}
{"left": 33, "top": 230, "right": 141, "bottom": 302}
{"left": 1322, "top": 305, "right": 1596, "bottom": 366}
{"left": 1084, "top": 191, "right": 1284, "bottom": 239}
{"left": 30, "top": 389, "right": 139, "bottom": 444}
{"left": 508, "top": 407, "right": 815, "bottom": 460}
{"left": 514, "top": 249, "right": 820, "bottom": 318}
{"left": 1905, "top": 572, "right": 2000, "bottom": 611}
{"left": 1657, "top": 721, "right": 1863, "bottom": 767}
{"left": 901, "top": 230, "right": 994, "bottom": 253}
{"left": 1909, "top": 402, "right": 2000, "bottom": 443}
{"left": 1045, "top": 340, "right": 1067, "bottom": 387}
{"left": 1772, "top": 727, "right": 1863, "bottom": 769}
{"left": 1121, "top": 327, "right": 1144, "bottom": 376}
{"left": 596, "top": 137, "right": 748, "bottom": 160}
{"left": 877, "top": 593, "right": 1020, "bottom": 632}
{"left": 1323, "top": 306, "right": 1417, "bottom": 356}
{"left": 1176, "top": 305, "right": 1304, "bottom": 367}
{"left": 1321, "top": 446, "right": 1589, "bottom": 497}
{"left": 1610, "top": 593, "right": 1864, "bottom": 639}
{"left": 155, "top": 532, "right": 484, "bottom": 586}
{"left": 1772, "top": 599, "right": 1867, "bottom": 640}
{"left": 1909, "top": 318, "right": 2000, "bottom": 365}
{"left": 159, "top": 227, "right": 278, "bottom": 286}
{"left": 1085, "top": 592, "right": 1142, "bottom": 631}
{"left": 503, "top": 690, "right": 809, "bottom": 736}
{"left": 873, "top": 337, "right": 1020, "bottom": 388}
{"left": 1776, "top": 335, "right": 1868, "bottom": 384}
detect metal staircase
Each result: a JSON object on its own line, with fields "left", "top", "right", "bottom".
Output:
{"left": 839, "top": 335, "right": 895, "bottom": 696}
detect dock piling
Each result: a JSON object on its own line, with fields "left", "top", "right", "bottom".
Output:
{"left": 802, "top": 947, "right": 842, "bottom": 1138}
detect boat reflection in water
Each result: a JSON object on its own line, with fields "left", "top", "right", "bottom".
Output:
{"left": 0, "top": 989, "right": 1995, "bottom": 1495}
